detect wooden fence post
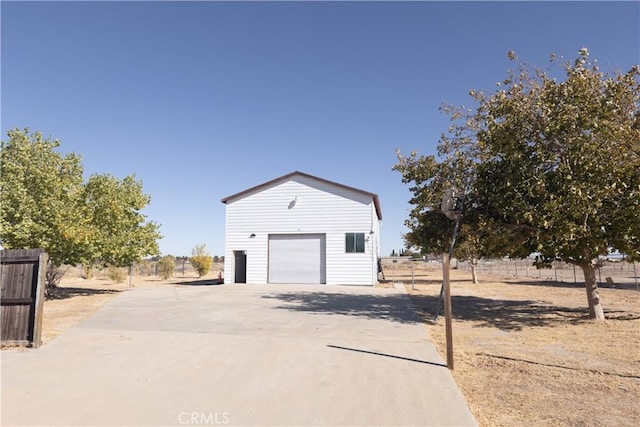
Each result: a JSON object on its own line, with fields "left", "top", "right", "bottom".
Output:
{"left": 1, "top": 248, "right": 48, "bottom": 348}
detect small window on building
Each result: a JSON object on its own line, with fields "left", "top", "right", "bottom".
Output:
{"left": 345, "top": 233, "right": 365, "bottom": 253}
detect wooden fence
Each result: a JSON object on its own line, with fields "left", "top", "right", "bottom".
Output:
{"left": 1, "top": 248, "right": 48, "bottom": 348}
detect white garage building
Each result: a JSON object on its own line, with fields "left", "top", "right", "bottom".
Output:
{"left": 221, "top": 171, "right": 382, "bottom": 285}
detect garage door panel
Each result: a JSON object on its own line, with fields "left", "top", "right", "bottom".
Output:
{"left": 268, "top": 234, "right": 326, "bottom": 284}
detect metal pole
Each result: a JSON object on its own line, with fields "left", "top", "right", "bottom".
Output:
{"left": 129, "top": 265, "right": 133, "bottom": 288}
{"left": 598, "top": 264, "right": 602, "bottom": 287}
{"left": 442, "top": 252, "right": 454, "bottom": 370}
{"left": 633, "top": 261, "right": 638, "bottom": 292}
{"left": 411, "top": 260, "right": 415, "bottom": 290}
{"left": 434, "top": 282, "right": 445, "bottom": 322}
{"left": 392, "top": 260, "right": 396, "bottom": 285}
{"left": 573, "top": 264, "right": 577, "bottom": 284}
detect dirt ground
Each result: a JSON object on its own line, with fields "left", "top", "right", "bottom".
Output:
{"left": 389, "top": 262, "right": 640, "bottom": 427}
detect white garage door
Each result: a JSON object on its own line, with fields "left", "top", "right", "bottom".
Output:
{"left": 268, "top": 234, "right": 326, "bottom": 284}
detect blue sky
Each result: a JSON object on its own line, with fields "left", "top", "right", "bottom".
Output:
{"left": 2, "top": 1, "right": 639, "bottom": 257}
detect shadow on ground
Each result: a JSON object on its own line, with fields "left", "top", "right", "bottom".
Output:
{"left": 263, "top": 290, "right": 637, "bottom": 331}
{"left": 409, "top": 293, "right": 639, "bottom": 331}
{"left": 174, "top": 279, "right": 223, "bottom": 286}
{"left": 46, "top": 287, "right": 121, "bottom": 301}
{"left": 501, "top": 278, "right": 640, "bottom": 291}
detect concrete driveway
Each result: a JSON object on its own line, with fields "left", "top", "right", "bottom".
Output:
{"left": 2, "top": 283, "right": 476, "bottom": 426}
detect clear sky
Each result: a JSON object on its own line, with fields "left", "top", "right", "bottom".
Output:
{"left": 2, "top": 1, "right": 639, "bottom": 257}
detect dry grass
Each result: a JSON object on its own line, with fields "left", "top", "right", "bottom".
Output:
{"left": 396, "top": 264, "right": 640, "bottom": 427}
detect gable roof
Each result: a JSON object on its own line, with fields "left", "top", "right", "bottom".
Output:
{"left": 221, "top": 171, "right": 382, "bottom": 220}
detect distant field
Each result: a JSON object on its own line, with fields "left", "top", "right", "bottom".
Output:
{"left": 381, "top": 257, "right": 639, "bottom": 289}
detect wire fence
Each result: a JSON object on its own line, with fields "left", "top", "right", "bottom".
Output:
{"left": 456, "top": 258, "right": 639, "bottom": 290}
{"left": 379, "top": 256, "right": 639, "bottom": 291}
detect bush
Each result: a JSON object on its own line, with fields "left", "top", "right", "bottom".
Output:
{"left": 81, "top": 263, "right": 95, "bottom": 279}
{"left": 158, "top": 255, "right": 176, "bottom": 280}
{"left": 191, "top": 255, "right": 213, "bottom": 277}
{"left": 191, "top": 244, "right": 213, "bottom": 277}
{"left": 136, "top": 259, "right": 153, "bottom": 276}
{"left": 107, "top": 265, "right": 127, "bottom": 284}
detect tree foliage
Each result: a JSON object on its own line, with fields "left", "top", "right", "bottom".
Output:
{"left": 81, "top": 173, "right": 161, "bottom": 268}
{"left": 0, "top": 129, "right": 88, "bottom": 266}
{"left": 157, "top": 255, "right": 176, "bottom": 280}
{"left": 190, "top": 243, "right": 213, "bottom": 277}
{"left": 393, "top": 148, "right": 490, "bottom": 284}
{"left": 475, "top": 50, "right": 639, "bottom": 319}
{"left": 0, "top": 128, "right": 162, "bottom": 287}
{"left": 396, "top": 50, "right": 639, "bottom": 319}
{"left": 476, "top": 50, "right": 639, "bottom": 261}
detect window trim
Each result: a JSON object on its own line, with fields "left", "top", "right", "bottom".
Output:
{"left": 345, "top": 232, "right": 365, "bottom": 253}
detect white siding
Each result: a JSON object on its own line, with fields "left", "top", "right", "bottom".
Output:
{"left": 224, "top": 175, "right": 380, "bottom": 285}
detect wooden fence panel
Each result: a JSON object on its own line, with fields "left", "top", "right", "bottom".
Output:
{"left": 1, "top": 248, "right": 47, "bottom": 348}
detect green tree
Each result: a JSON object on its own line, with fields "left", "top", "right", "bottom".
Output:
{"left": 0, "top": 128, "right": 162, "bottom": 289}
{"left": 157, "top": 255, "right": 176, "bottom": 280}
{"left": 1, "top": 129, "right": 88, "bottom": 286}
{"left": 190, "top": 243, "right": 213, "bottom": 277}
{"left": 394, "top": 148, "right": 490, "bottom": 284}
{"left": 398, "top": 49, "right": 638, "bottom": 320}
{"left": 472, "top": 49, "right": 639, "bottom": 320}
{"left": 80, "top": 173, "right": 161, "bottom": 268}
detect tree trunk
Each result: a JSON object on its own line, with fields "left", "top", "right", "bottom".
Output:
{"left": 470, "top": 259, "right": 479, "bottom": 284}
{"left": 82, "top": 264, "right": 93, "bottom": 279}
{"left": 45, "top": 263, "right": 68, "bottom": 298}
{"left": 580, "top": 263, "right": 605, "bottom": 320}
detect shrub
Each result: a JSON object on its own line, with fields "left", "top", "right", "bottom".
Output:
{"left": 191, "top": 244, "right": 213, "bottom": 277}
{"left": 158, "top": 255, "right": 176, "bottom": 280}
{"left": 136, "top": 259, "right": 153, "bottom": 276}
{"left": 107, "top": 265, "right": 127, "bottom": 284}
{"left": 81, "top": 263, "right": 95, "bottom": 279}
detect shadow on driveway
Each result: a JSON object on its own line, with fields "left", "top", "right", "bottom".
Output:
{"left": 262, "top": 291, "right": 421, "bottom": 324}
{"left": 327, "top": 344, "right": 447, "bottom": 368}
{"left": 263, "top": 290, "right": 636, "bottom": 332}
{"left": 173, "top": 279, "right": 223, "bottom": 286}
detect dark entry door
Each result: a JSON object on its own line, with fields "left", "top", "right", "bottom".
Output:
{"left": 234, "top": 251, "right": 247, "bottom": 283}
